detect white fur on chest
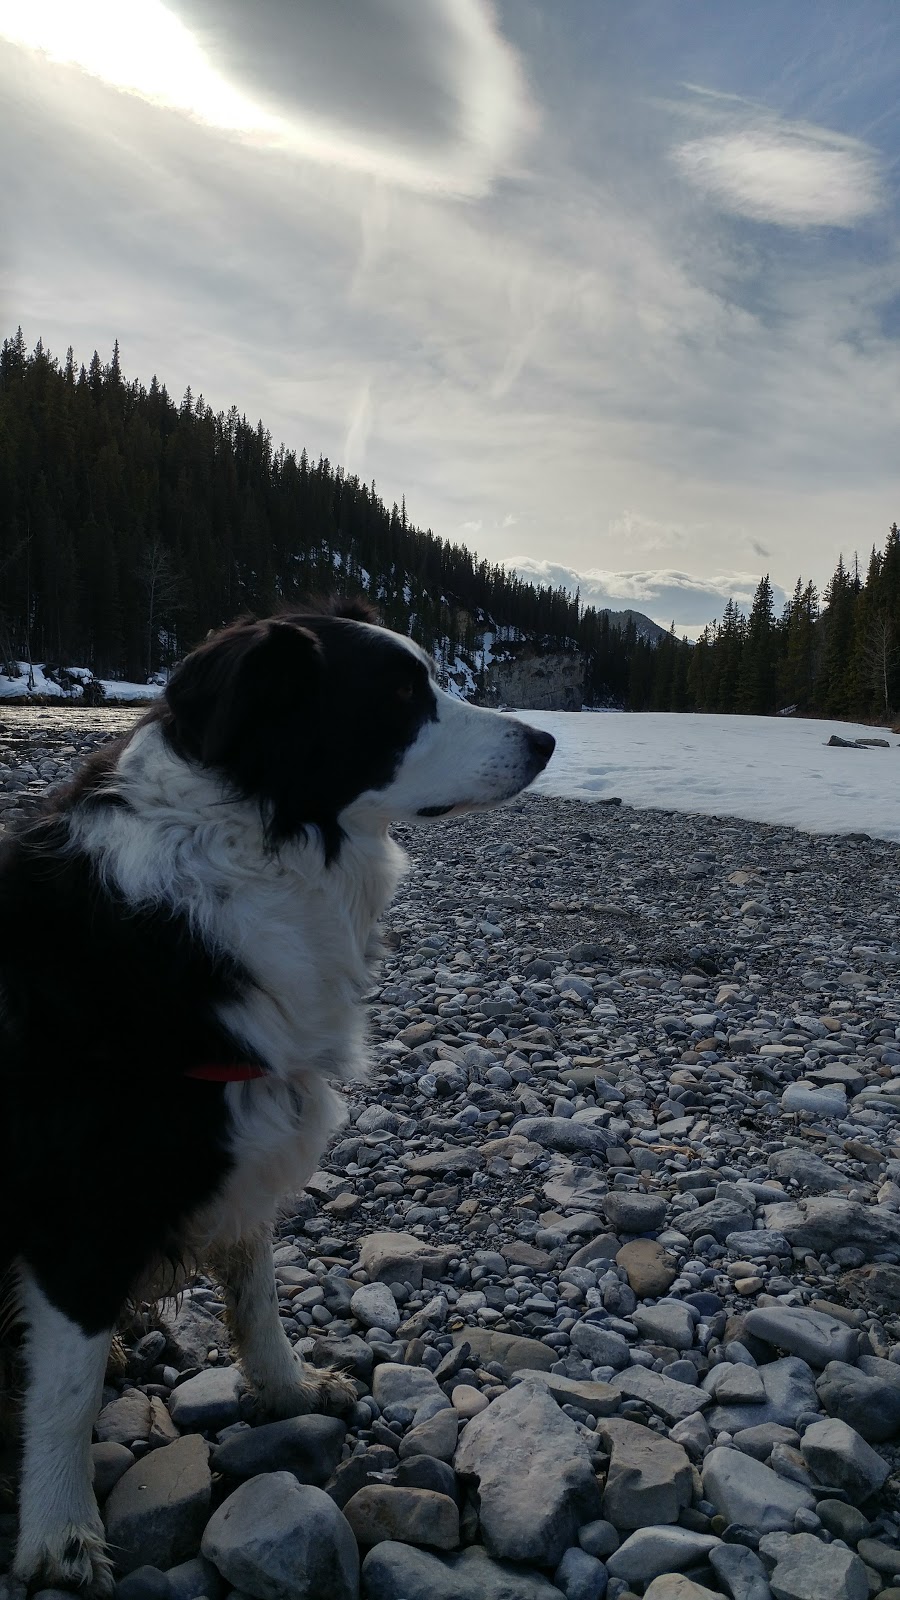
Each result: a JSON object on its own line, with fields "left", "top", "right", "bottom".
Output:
{"left": 70, "top": 723, "right": 408, "bottom": 1244}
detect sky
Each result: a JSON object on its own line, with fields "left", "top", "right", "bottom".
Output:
{"left": 2, "top": 1, "right": 899, "bottom": 636}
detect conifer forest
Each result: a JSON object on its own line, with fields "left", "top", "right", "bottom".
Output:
{"left": 1, "top": 331, "right": 898, "bottom": 717}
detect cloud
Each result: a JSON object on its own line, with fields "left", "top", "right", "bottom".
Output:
{"left": 671, "top": 106, "right": 881, "bottom": 228}
{"left": 0, "top": 0, "right": 534, "bottom": 197}
{"left": 509, "top": 558, "right": 789, "bottom": 632}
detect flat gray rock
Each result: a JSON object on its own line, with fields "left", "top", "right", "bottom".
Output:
{"left": 210, "top": 1415, "right": 346, "bottom": 1485}
{"left": 512, "top": 1369, "right": 619, "bottom": 1417}
{"left": 358, "top": 1231, "right": 453, "bottom": 1287}
{"left": 680, "top": 1198, "right": 753, "bottom": 1242}
{"left": 454, "top": 1382, "right": 601, "bottom": 1566}
{"left": 706, "top": 1356, "right": 818, "bottom": 1434}
{"left": 450, "top": 1327, "right": 555, "bottom": 1378}
{"left": 702, "top": 1446, "right": 815, "bottom": 1533}
{"left": 743, "top": 1306, "right": 858, "bottom": 1368}
{"left": 372, "top": 1364, "right": 442, "bottom": 1410}
{"left": 157, "top": 1293, "right": 228, "bottom": 1371}
{"left": 511, "top": 1116, "right": 611, "bottom": 1156}
{"left": 360, "top": 1541, "right": 566, "bottom": 1599}
{"left": 800, "top": 1417, "right": 889, "bottom": 1504}
{"left": 168, "top": 1366, "right": 243, "bottom": 1432}
{"left": 703, "top": 1364, "right": 766, "bottom": 1406}
{"left": 608, "top": 1526, "right": 722, "bottom": 1585}
{"left": 104, "top": 1434, "right": 211, "bottom": 1576}
{"left": 768, "top": 1148, "right": 851, "bottom": 1195}
{"left": 201, "top": 1472, "right": 358, "bottom": 1600}
{"left": 630, "top": 1302, "right": 696, "bottom": 1350}
{"left": 758, "top": 1530, "right": 867, "bottom": 1600}
{"left": 595, "top": 1418, "right": 693, "bottom": 1529}
{"left": 609, "top": 1366, "right": 711, "bottom": 1424}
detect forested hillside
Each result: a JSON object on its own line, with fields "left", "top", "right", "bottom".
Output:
{"left": 1, "top": 331, "right": 897, "bottom": 717}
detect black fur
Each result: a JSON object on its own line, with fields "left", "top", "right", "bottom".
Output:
{"left": 0, "top": 606, "right": 437, "bottom": 1333}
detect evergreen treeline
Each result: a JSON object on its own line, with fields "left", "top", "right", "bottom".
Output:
{"left": 1, "top": 331, "right": 898, "bottom": 718}
{"left": 626, "top": 547, "right": 900, "bottom": 719}
{"left": 0, "top": 332, "right": 583, "bottom": 683}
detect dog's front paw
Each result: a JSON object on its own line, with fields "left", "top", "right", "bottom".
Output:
{"left": 14, "top": 1516, "right": 115, "bottom": 1597}
{"left": 249, "top": 1355, "right": 357, "bottom": 1421}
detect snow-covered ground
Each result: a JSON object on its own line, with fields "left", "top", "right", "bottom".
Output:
{"left": 0, "top": 663, "right": 163, "bottom": 702}
{"left": 523, "top": 711, "right": 900, "bottom": 843}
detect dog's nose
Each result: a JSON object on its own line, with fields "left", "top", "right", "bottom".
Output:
{"left": 525, "top": 727, "right": 556, "bottom": 768}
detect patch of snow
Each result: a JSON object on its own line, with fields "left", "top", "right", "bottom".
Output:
{"left": 522, "top": 711, "right": 900, "bottom": 843}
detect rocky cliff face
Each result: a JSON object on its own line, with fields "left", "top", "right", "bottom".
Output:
{"left": 480, "top": 651, "right": 583, "bottom": 711}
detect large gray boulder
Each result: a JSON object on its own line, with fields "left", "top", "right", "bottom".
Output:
{"left": 201, "top": 1472, "right": 358, "bottom": 1600}
{"left": 454, "top": 1381, "right": 601, "bottom": 1566}
{"left": 104, "top": 1434, "right": 211, "bottom": 1576}
{"left": 800, "top": 1417, "right": 889, "bottom": 1504}
{"left": 758, "top": 1530, "right": 868, "bottom": 1600}
{"left": 743, "top": 1306, "right": 858, "bottom": 1368}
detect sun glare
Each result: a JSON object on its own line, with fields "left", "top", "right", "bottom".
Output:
{"left": 0, "top": 0, "right": 284, "bottom": 135}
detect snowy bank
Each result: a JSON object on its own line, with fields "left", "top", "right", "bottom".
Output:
{"left": 525, "top": 711, "right": 900, "bottom": 843}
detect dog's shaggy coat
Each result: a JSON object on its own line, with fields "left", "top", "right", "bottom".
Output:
{"left": 0, "top": 603, "right": 554, "bottom": 1593}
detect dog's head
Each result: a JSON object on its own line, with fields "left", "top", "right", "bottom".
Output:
{"left": 163, "top": 601, "right": 554, "bottom": 857}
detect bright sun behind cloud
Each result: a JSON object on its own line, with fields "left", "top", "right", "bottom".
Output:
{"left": 0, "top": 0, "right": 282, "bottom": 134}
{"left": 0, "top": 0, "right": 531, "bottom": 195}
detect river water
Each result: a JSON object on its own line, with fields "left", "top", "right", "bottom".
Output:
{"left": 0, "top": 705, "right": 143, "bottom": 760}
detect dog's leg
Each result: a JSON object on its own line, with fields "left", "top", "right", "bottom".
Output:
{"left": 13, "top": 1267, "right": 114, "bottom": 1598}
{"left": 209, "top": 1227, "right": 356, "bottom": 1418}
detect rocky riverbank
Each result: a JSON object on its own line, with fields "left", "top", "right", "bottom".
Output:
{"left": 1, "top": 716, "right": 899, "bottom": 1600}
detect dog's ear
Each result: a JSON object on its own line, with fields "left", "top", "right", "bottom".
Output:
{"left": 166, "top": 620, "right": 323, "bottom": 767}
{"left": 328, "top": 595, "right": 379, "bottom": 625}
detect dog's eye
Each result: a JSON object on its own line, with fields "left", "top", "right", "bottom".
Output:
{"left": 396, "top": 683, "right": 414, "bottom": 702}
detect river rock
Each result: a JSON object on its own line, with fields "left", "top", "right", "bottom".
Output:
{"left": 596, "top": 1418, "right": 692, "bottom": 1529}
{"left": 815, "top": 1359, "right": 900, "bottom": 1443}
{"left": 511, "top": 1117, "right": 611, "bottom": 1156}
{"left": 201, "top": 1473, "right": 358, "bottom": 1600}
{"left": 608, "top": 1526, "right": 722, "bottom": 1585}
{"left": 343, "top": 1485, "right": 459, "bottom": 1550}
{"left": 603, "top": 1192, "right": 667, "bottom": 1233}
{"left": 104, "top": 1435, "right": 211, "bottom": 1576}
{"left": 450, "top": 1327, "right": 555, "bottom": 1378}
{"left": 360, "top": 1540, "right": 567, "bottom": 1599}
{"left": 609, "top": 1366, "right": 710, "bottom": 1425}
{"left": 706, "top": 1357, "right": 819, "bottom": 1434}
{"left": 630, "top": 1301, "right": 696, "bottom": 1350}
{"left": 702, "top": 1446, "right": 816, "bottom": 1533}
{"left": 616, "top": 1239, "right": 678, "bottom": 1296}
{"left": 800, "top": 1417, "right": 889, "bottom": 1503}
{"left": 454, "top": 1382, "right": 601, "bottom": 1566}
{"left": 358, "top": 1232, "right": 453, "bottom": 1287}
{"left": 350, "top": 1282, "right": 402, "bottom": 1334}
{"left": 743, "top": 1306, "right": 858, "bottom": 1368}
{"left": 761, "top": 1197, "right": 900, "bottom": 1257}
{"left": 709, "top": 1542, "right": 772, "bottom": 1600}
{"left": 167, "top": 1367, "right": 243, "bottom": 1432}
{"left": 758, "top": 1530, "right": 867, "bottom": 1600}
{"left": 209, "top": 1415, "right": 346, "bottom": 1485}
{"left": 768, "top": 1149, "right": 851, "bottom": 1195}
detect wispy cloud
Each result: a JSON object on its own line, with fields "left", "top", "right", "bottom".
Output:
{"left": 673, "top": 119, "right": 881, "bottom": 228}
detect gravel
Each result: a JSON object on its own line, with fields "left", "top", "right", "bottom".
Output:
{"left": 2, "top": 710, "right": 900, "bottom": 1600}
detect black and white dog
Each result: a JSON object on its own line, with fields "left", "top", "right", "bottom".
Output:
{"left": 0, "top": 600, "right": 554, "bottom": 1594}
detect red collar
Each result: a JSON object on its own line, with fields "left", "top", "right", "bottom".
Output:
{"left": 184, "top": 1063, "right": 267, "bottom": 1082}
